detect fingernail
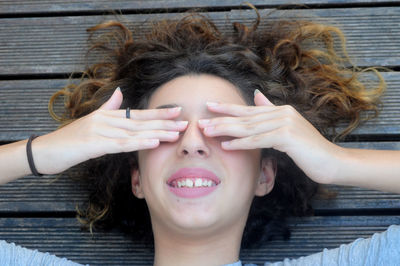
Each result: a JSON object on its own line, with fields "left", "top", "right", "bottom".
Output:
{"left": 206, "top": 101, "right": 219, "bottom": 107}
{"left": 198, "top": 119, "right": 210, "bottom": 125}
{"left": 176, "top": 121, "right": 188, "bottom": 127}
{"left": 254, "top": 89, "right": 261, "bottom": 96}
{"left": 168, "top": 107, "right": 182, "bottom": 113}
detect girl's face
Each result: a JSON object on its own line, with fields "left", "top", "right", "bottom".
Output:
{"left": 132, "top": 74, "right": 275, "bottom": 238}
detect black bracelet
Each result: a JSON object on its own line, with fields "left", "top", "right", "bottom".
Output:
{"left": 26, "top": 134, "right": 43, "bottom": 176}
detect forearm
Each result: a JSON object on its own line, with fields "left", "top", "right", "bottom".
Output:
{"left": 0, "top": 139, "right": 33, "bottom": 185}
{"left": 333, "top": 147, "right": 400, "bottom": 193}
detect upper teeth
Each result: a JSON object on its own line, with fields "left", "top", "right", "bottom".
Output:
{"left": 176, "top": 178, "right": 214, "bottom": 188}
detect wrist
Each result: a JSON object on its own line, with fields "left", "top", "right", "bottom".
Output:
{"left": 30, "top": 134, "right": 52, "bottom": 175}
{"left": 329, "top": 145, "right": 357, "bottom": 186}
{"left": 315, "top": 142, "right": 349, "bottom": 186}
{"left": 26, "top": 135, "right": 44, "bottom": 176}
{"left": 31, "top": 131, "right": 85, "bottom": 175}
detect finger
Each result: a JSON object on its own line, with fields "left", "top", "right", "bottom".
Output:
{"left": 104, "top": 138, "right": 161, "bottom": 154}
{"left": 100, "top": 87, "right": 123, "bottom": 110}
{"left": 198, "top": 109, "right": 283, "bottom": 128}
{"left": 105, "top": 116, "right": 188, "bottom": 132}
{"left": 205, "top": 101, "right": 275, "bottom": 117}
{"left": 118, "top": 139, "right": 161, "bottom": 152}
{"left": 99, "top": 127, "right": 181, "bottom": 142}
{"left": 254, "top": 89, "right": 275, "bottom": 106}
{"left": 202, "top": 118, "right": 285, "bottom": 138}
{"left": 221, "top": 131, "right": 282, "bottom": 150}
{"left": 105, "top": 106, "right": 182, "bottom": 120}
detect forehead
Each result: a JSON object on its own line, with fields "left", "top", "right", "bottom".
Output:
{"left": 148, "top": 74, "right": 247, "bottom": 110}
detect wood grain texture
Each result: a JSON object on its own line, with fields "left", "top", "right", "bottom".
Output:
{"left": 0, "top": 7, "right": 399, "bottom": 75}
{"left": 0, "top": 216, "right": 397, "bottom": 265}
{"left": 0, "top": 0, "right": 399, "bottom": 15}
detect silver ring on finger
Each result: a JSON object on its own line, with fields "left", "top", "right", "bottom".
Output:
{"left": 126, "top": 107, "right": 131, "bottom": 119}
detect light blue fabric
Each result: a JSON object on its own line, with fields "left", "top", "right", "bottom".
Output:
{"left": 0, "top": 240, "right": 86, "bottom": 266}
{"left": 225, "top": 225, "right": 400, "bottom": 266}
{"left": 1, "top": 225, "right": 399, "bottom": 265}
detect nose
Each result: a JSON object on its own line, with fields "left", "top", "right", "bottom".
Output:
{"left": 177, "top": 120, "right": 210, "bottom": 158}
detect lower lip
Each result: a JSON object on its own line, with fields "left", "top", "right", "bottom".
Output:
{"left": 168, "top": 185, "right": 218, "bottom": 198}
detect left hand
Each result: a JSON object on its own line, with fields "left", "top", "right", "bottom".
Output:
{"left": 198, "top": 90, "right": 344, "bottom": 185}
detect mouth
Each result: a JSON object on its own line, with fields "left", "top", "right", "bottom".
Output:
{"left": 166, "top": 168, "right": 221, "bottom": 198}
{"left": 169, "top": 178, "right": 218, "bottom": 188}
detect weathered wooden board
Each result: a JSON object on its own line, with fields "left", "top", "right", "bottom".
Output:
{"left": 0, "top": 7, "right": 399, "bottom": 75}
{"left": 0, "top": 216, "right": 397, "bottom": 265}
{"left": 0, "top": 0, "right": 399, "bottom": 15}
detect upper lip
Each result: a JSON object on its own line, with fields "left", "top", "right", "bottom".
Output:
{"left": 167, "top": 167, "right": 221, "bottom": 185}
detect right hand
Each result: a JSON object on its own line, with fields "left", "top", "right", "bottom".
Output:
{"left": 32, "top": 88, "right": 187, "bottom": 175}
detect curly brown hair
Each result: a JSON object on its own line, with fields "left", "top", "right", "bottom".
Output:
{"left": 49, "top": 10, "right": 385, "bottom": 248}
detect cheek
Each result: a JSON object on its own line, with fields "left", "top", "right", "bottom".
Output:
{"left": 221, "top": 150, "right": 260, "bottom": 189}
{"left": 139, "top": 147, "right": 170, "bottom": 170}
{"left": 138, "top": 146, "right": 172, "bottom": 192}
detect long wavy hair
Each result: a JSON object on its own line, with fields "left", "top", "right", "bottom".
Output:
{"left": 49, "top": 10, "right": 385, "bottom": 248}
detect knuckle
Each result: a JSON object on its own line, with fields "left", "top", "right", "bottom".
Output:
{"left": 244, "top": 106, "right": 254, "bottom": 114}
{"left": 213, "top": 124, "right": 223, "bottom": 132}
{"left": 126, "top": 131, "right": 138, "bottom": 137}
{"left": 93, "top": 109, "right": 104, "bottom": 116}
{"left": 84, "top": 121, "right": 98, "bottom": 136}
{"left": 115, "top": 137, "right": 140, "bottom": 151}
{"left": 132, "top": 119, "right": 143, "bottom": 128}
{"left": 283, "top": 105, "right": 296, "bottom": 115}
{"left": 240, "top": 116, "right": 252, "bottom": 123}
{"left": 252, "top": 134, "right": 263, "bottom": 142}
{"left": 245, "top": 123, "right": 256, "bottom": 131}
{"left": 122, "top": 139, "right": 140, "bottom": 152}
{"left": 211, "top": 117, "right": 221, "bottom": 124}
{"left": 88, "top": 110, "right": 101, "bottom": 121}
{"left": 282, "top": 116, "right": 293, "bottom": 125}
{"left": 113, "top": 138, "right": 127, "bottom": 150}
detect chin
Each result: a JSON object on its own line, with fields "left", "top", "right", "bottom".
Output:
{"left": 168, "top": 208, "right": 221, "bottom": 232}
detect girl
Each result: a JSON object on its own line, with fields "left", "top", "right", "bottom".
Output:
{"left": 1, "top": 12, "right": 399, "bottom": 266}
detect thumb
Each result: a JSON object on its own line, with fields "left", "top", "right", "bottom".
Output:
{"left": 254, "top": 89, "right": 274, "bottom": 106}
{"left": 100, "top": 87, "right": 123, "bottom": 110}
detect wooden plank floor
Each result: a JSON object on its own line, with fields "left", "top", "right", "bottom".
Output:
{"left": 0, "top": 0, "right": 399, "bottom": 15}
{"left": 1, "top": 7, "right": 400, "bottom": 75}
{"left": 0, "top": 1, "right": 399, "bottom": 264}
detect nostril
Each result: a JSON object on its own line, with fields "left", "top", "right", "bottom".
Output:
{"left": 181, "top": 149, "right": 205, "bottom": 156}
